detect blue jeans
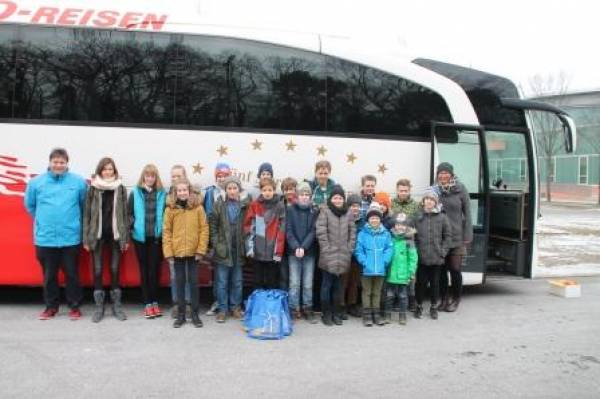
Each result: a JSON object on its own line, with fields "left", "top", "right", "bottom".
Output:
{"left": 320, "top": 270, "right": 342, "bottom": 310}
{"left": 170, "top": 262, "right": 191, "bottom": 304}
{"left": 216, "top": 263, "right": 243, "bottom": 313}
{"left": 385, "top": 283, "right": 409, "bottom": 313}
{"left": 288, "top": 254, "right": 315, "bottom": 310}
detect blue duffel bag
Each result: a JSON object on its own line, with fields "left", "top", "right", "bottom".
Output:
{"left": 244, "top": 289, "right": 292, "bottom": 340}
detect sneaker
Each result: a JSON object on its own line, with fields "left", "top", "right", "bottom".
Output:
{"left": 68, "top": 308, "right": 82, "bottom": 321}
{"left": 39, "top": 308, "right": 58, "bottom": 320}
{"left": 173, "top": 317, "right": 185, "bottom": 328}
{"left": 144, "top": 305, "right": 155, "bottom": 319}
{"left": 216, "top": 312, "right": 227, "bottom": 323}
{"left": 152, "top": 303, "right": 162, "bottom": 317}
{"left": 231, "top": 308, "right": 244, "bottom": 320}
{"left": 205, "top": 301, "right": 218, "bottom": 316}
{"left": 414, "top": 305, "right": 423, "bottom": 319}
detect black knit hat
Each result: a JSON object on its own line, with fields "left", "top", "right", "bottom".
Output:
{"left": 436, "top": 162, "right": 454, "bottom": 176}
{"left": 329, "top": 184, "right": 346, "bottom": 200}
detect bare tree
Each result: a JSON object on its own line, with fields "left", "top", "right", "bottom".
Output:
{"left": 528, "top": 72, "right": 571, "bottom": 202}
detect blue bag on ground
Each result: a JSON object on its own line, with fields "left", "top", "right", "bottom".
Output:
{"left": 244, "top": 289, "right": 292, "bottom": 340}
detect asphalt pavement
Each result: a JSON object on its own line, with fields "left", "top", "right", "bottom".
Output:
{"left": 1, "top": 277, "right": 599, "bottom": 399}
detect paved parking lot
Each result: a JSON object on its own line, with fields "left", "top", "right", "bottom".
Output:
{"left": 1, "top": 276, "right": 599, "bottom": 398}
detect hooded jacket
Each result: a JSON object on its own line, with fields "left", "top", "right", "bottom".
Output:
{"left": 243, "top": 194, "right": 286, "bottom": 262}
{"left": 162, "top": 193, "right": 209, "bottom": 258}
{"left": 354, "top": 224, "right": 393, "bottom": 276}
{"left": 387, "top": 230, "right": 418, "bottom": 284}
{"left": 308, "top": 178, "right": 336, "bottom": 206}
{"left": 24, "top": 170, "right": 87, "bottom": 247}
{"left": 316, "top": 205, "right": 356, "bottom": 275}
{"left": 209, "top": 190, "right": 251, "bottom": 266}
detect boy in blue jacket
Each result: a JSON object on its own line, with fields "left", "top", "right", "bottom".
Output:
{"left": 354, "top": 202, "right": 393, "bottom": 327}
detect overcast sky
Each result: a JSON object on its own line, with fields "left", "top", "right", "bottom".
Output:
{"left": 199, "top": 0, "right": 598, "bottom": 96}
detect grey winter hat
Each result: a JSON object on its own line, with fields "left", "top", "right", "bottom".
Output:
{"left": 296, "top": 182, "right": 312, "bottom": 195}
{"left": 436, "top": 162, "right": 454, "bottom": 176}
{"left": 223, "top": 175, "right": 242, "bottom": 191}
{"left": 346, "top": 193, "right": 361, "bottom": 207}
{"left": 421, "top": 188, "right": 439, "bottom": 204}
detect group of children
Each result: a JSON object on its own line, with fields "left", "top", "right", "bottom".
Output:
{"left": 84, "top": 157, "right": 454, "bottom": 329}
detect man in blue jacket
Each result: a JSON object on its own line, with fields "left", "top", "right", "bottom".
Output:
{"left": 24, "top": 148, "right": 87, "bottom": 320}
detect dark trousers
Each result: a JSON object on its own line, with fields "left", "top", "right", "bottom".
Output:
{"left": 440, "top": 254, "right": 463, "bottom": 300}
{"left": 174, "top": 257, "right": 199, "bottom": 316}
{"left": 416, "top": 264, "right": 442, "bottom": 306}
{"left": 35, "top": 245, "right": 82, "bottom": 309}
{"left": 91, "top": 238, "right": 122, "bottom": 290}
{"left": 385, "top": 283, "right": 409, "bottom": 313}
{"left": 279, "top": 255, "right": 289, "bottom": 291}
{"left": 320, "top": 270, "right": 342, "bottom": 310}
{"left": 254, "top": 261, "right": 280, "bottom": 290}
{"left": 133, "top": 239, "right": 162, "bottom": 305}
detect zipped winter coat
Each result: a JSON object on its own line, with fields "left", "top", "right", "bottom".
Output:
{"left": 24, "top": 171, "right": 87, "bottom": 247}
{"left": 387, "top": 231, "right": 418, "bottom": 284}
{"left": 435, "top": 180, "right": 472, "bottom": 248}
{"left": 354, "top": 225, "right": 393, "bottom": 276}
{"left": 162, "top": 194, "right": 209, "bottom": 258}
{"left": 243, "top": 194, "right": 286, "bottom": 261}
{"left": 83, "top": 184, "right": 129, "bottom": 250}
{"left": 209, "top": 191, "right": 250, "bottom": 267}
{"left": 128, "top": 186, "right": 167, "bottom": 242}
{"left": 414, "top": 209, "right": 451, "bottom": 266}
{"left": 286, "top": 202, "right": 318, "bottom": 256}
{"left": 316, "top": 206, "right": 356, "bottom": 275}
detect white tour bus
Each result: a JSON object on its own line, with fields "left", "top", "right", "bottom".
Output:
{"left": 0, "top": 0, "right": 576, "bottom": 287}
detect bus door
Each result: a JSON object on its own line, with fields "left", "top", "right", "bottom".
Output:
{"left": 430, "top": 122, "right": 489, "bottom": 280}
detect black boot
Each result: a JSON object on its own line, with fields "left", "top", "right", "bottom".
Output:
{"left": 110, "top": 288, "right": 127, "bottom": 321}
{"left": 408, "top": 296, "right": 416, "bottom": 312}
{"left": 339, "top": 306, "right": 349, "bottom": 321}
{"left": 173, "top": 313, "right": 185, "bottom": 328}
{"left": 430, "top": 305, "right": 439, "bottom": 320}
{"left": 414, "top": 305, "right": 423, "bottom": 319}
{"left": 332, "top": 306, "right": 343, "bottom": 326}
{"left": 321, "top": 304, "right": 333, "bottom": 326}
{"left": 438, "top": 296, "right": 450, "bottom": 312}
{"left": 362, "top": 308, "right": 373, "bottom": 327}
{"left": 91, "top": 290, "right": 105, "bottom": 323}
{"left": 399, "top": 312, "right": 407, "bottom": 325}
{"left": 348, "top": 304, "right": 362, "bottom": 318}
{"left": 191, "top": 312, "right": 203, "bottom": 328}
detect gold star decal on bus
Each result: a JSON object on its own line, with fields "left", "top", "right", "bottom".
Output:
{"left": 217, "top": 145, "right": 228, "bottom": 157}
{"left": 285, "top": 140, "right": 297, "bottom": 151}
{"left": 378, "top": 163, "right": 388, "bottom": 174}
{"left": 251, "top": 139, "right": 263, "bottom": 150}
{"left": 317, "top": 145, "right": 327, "bottom": 157}
{"left": 346, "top": 153, "right": 357, "bottom": 164}
{"left": 192, "top": 163, "right": 204, "bottom": 175}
